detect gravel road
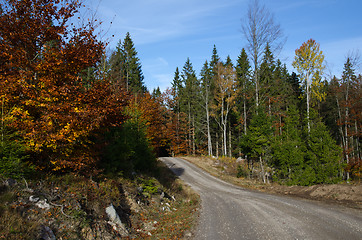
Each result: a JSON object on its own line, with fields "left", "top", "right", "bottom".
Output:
{"left": 160, "top": 157, "right": 362, "bottom": 240}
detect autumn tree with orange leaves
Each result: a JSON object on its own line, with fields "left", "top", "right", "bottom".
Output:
{"left": 0, "top": 0, "right": 127, "bottom": 173}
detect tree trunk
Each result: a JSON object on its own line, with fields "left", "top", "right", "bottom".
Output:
{"left": 188, "top": 102, "right": 191, "bottom": 155}
{"left": 223, "top": 123, "right": 227, "bottom": 157}
{"left": 344, "top": 82, "right": 350, "bottom": 181}
{"left": 192, "top": 115, "right": 196, "bottom": 155}
{"left": 206, "top": 102, "right": 212, "bottom": 156}
{"left": 216, "top": 132, "right": 219, "bottom": 158}
{"left": 255, "top": 61, "right": 259, "bottom": 108}
{"left": 243, "top": 97, "right": 247, "bottom": 135}
{"left": 355, "top": 120, "right": 361, "bottom": 160}
{"left": 306, "top": 73, "right": 310, "bottom": 133}
{"left": 260, "top": 156, "right": 266, "bottom": 183}
{"left": 229, "top": 127, "right": 232, "bottom": 158}
{"left": 1, "top": 96, "right": 3, "bottom": 146}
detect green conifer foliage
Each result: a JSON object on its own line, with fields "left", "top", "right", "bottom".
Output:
{"left": 304, "top": 110, "right": 343, "bottom": 184}
{"left": 271, "top": 105, "right": 305, "bottom": 184}
{"left": 240, "top": 107, "right": 273, "bottom": 182}
{"left": 180, "top": 58, "right": 201, "bottom": 154}
{"left": 108, "top": 33, "right": 146, "bottom": 94}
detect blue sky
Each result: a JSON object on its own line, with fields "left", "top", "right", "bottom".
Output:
{"left": 86, "top": 0, "right": 362, "bottom": 91}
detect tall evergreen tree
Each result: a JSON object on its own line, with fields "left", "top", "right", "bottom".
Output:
{"left": 108, "top": 33, "right": 146, "bottom": 94}
{"left": 200, "top": 60, "right": 213, "bottom": 156}
{"left": 108, "top": 39, "right": 124, "bottom": 92}
{"left": 259, "top": 43, "right": 276, "bottom": 114}
{"left": 210, "top": 45, "right": 220, "bottom": 71}
{"left": 180, "top": 58, "right": 200, "bottom": 155}
{"left": 240, "top": 107, "right": 273, "bottom": 183}
{"left": 235, "top": 48, "right": 252, "bottom": 155}
{"left": 304, "top": 110, "right": 343, "bottom": 184}
{"left": 122, "top": 32, "right": 147, "bottom": 93}
{"left": 272, "top": 105, "right": 305, "bottom": 184}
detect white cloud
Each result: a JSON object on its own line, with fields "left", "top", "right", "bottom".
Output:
{"left": 91, "top": 0, "right": 242, "bottom": 46}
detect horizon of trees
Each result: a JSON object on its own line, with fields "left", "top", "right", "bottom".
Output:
{"left": 0, "top": 0, "right": 360, "bottom": 185}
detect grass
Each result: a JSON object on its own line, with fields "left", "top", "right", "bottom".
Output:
{"left": 0, "top": 159, "right": 200, "bottom": 239}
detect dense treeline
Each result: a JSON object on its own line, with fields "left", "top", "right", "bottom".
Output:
{"left": 168, "top": 43, "right": 361, "bottom": 185}
{"left": 0, "top": 0, "right": 360, "bottom": 186}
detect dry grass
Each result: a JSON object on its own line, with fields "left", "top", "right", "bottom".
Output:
{"left": 181, "top": 155, "right": 362, "bottom": 209}
{"left": 0, "top": 160, "right": 200, "bottom": 239}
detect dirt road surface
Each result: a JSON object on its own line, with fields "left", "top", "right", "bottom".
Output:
{"left": 160, "top": 157, "right": 362, "bottom": 240}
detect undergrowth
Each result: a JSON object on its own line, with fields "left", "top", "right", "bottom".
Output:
{"left": 0, "top": 159, "right": 199, "bottom": 239}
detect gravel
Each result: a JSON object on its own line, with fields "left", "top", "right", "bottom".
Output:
{"left": 161, "top": 157, "right": 362, "bottom": 240}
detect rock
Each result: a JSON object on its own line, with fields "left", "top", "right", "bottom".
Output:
{"left": 160, "top": 191, "right": 165, "bottom": 200}
{"left": 184, "top": 230, "right": 192, "bottom": 238}
{"left": 5, "top": 178, "right": 16, "bottom": 187}
{"left": 36, "top": 199, "right": 50, "bottom": 210}
{"left": 39, "top": 225, "right": 56, "bottom": 240}
{"left": 137, "top": 186, "right": 143, "bottom": 193}
{"left": 236, "top": 157, "right": 244, "bottom": 163}
{"left": 105, "top": 204, "right": 128, "bottom": 237}
{"left": 29, "top": 195, "right": 39, "bottom": 202}
{"left": 143, "top": 221, "right": 157, "bottom": 231}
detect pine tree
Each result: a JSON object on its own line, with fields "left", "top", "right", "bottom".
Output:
{"left": 108, "top": 33, "right": 147, "bottom": 94}
{"left": 122, "top": 32, "right": 147, "bottom": 93}
{"left": 272, "top": 105, "right": 305, "bottom": 184}
{"left": 180, "top": 58, "right": 200, "bottom": 155}
{"left": 235, "top": 48, "right": 252, "bottom": 156}
{"left": 200, "top": 60, "right": 213, "bottom": 156}
{"left": 108, "top": 39, "right": 125, "bottom": 92}
{"left": 259, "top": 44, "right": 276, "bottom": 114}
{"left": 209, "top": 45, "right": 221, "bottom": 156}
{"left": 210, "top": 45, "right": 220, "bottom": 71}
{"left": 305, "top": 110, "right": 343, "bottom": 184}
{"left": 240, "top": 107, "right": 273, "bottom": 183}
{"left": 152, "top": 87, "right": 161, "bottom": 99}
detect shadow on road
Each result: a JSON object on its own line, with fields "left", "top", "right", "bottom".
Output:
{"left": 169, "top": 167, "right": 185, "bottom": 177}
{"left": 154, "top": 159, "right": 185, "bottom": 191}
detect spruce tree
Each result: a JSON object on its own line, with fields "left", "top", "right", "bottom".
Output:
{"left": 108, "top": 39, "right": 124, "bottom": 91}
{"left": 272, "top": 105, "right": 305, "bottom": 184}
{"left": 235, "top": 48, "right": 252, "bottom": 155}
{"left": 304, "top": 110, "right": 343, "bottom": 184}
{"left": 200, "top": 60, "right": 213, "bottom": 156}
{"left": 122, "top": 32, "right": 147, "bottom": 93}
{"left": 180, "top": 58, "right": 200, "bottom": 155}
{"left": 171, "top": 67, "right": 183, "bottom": 113}
{"left": 240, "top": 107, "right": 273, "bottom": 183}
{"left": 108, "top": 33, "right": 147, "bottom": 94}
{"left": 259, "top": 44, "right": 276, "bottom": 114}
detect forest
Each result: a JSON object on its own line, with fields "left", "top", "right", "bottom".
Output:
{"left": 0, "top": 0, "right": 361, "bottom": 186}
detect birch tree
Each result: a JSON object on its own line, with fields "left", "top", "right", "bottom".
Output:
{"left": 200, "top": 61, "right": 213, "bottom": 156}
{"left": 242, "top": 0, "right": 285, "bottom": 108}
{"left": 213, "top": 62, "right": 237, "bottom": 156}
{"left": 292, "top": 39, "right": 325, "bottom": 133}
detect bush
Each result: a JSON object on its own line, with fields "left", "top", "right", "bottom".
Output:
{"left": 0, "top": 131, "right": 34, "bottom": 179}
{"left": 236, "top": 165, "right": 249, "bottom": 178}
{"left": 101, "top": 122, "right": 156, "bottom": 175}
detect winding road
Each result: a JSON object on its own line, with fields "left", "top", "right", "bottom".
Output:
{"left": 160, "top": 157, "right": 362, "bottom": 240}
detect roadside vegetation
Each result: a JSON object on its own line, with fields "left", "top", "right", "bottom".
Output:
{"left": 0, "top": 0, "right": 360, "bottom": 238}
{"left": 182, "top": 156, "right": 361, "bottom": 208}
{"left": 0, "top": 160, "right": 199, "bottom": 239}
